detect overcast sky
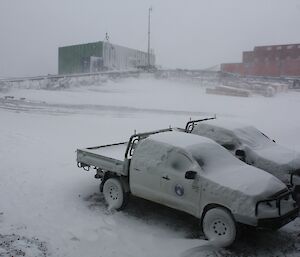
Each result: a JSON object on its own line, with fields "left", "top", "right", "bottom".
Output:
{"left": 0, "top": 0, "right": 300, "bottom": 77}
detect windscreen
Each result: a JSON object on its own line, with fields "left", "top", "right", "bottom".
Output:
{"left": 234, "top": 126, "right": 273, "bottom": 148}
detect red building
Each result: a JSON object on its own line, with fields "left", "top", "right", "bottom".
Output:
{"left": 221, "top": 44, "right": 300, "bottom": 77}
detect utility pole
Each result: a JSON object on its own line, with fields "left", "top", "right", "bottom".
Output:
{"left": 147, "top": 7, "right": 152, "bottom": 69}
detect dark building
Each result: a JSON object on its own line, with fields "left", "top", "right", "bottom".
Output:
{"left": 58, "top": 41, "right": 155, "bottom": 74}
{"left": 221, "top": 44, "right": 300, "bottom": 77}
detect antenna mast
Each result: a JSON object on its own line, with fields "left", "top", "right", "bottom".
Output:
{"left": 147, "top": 7, "right": 152, "bottom": 69}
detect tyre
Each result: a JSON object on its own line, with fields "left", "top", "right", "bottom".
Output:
{"left": 103, "top": 178, "right": 128, "bottom": 210}
{"left": 202, "top": 207, "right": 237, "bottom": 247}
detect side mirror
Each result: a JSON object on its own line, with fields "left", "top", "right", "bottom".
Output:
{"left": 235, "top": 150, "right": 246, "bottom": 161}
{"left": 185, "top": 170, "right": 197, "bottom": 180}
{"left": 235, "top": 149, "right": 245, "bottom": 158}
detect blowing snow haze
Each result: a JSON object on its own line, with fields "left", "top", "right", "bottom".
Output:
{"left": 0, "top": 0, "right": 300, "bottom": 77}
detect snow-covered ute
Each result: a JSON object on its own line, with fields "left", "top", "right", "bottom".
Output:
{"left": 188, "top": 119, "right": 300, "bottom": 200}
{"left": 77, "top": 130, "right": 298, "bottom": 247}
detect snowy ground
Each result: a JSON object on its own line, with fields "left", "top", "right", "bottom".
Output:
{"left": 0, "top": 76, "right": 299, "bottom": 257}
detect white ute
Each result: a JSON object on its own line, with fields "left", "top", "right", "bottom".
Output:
{"left": 76, "top": 129, "right": 298, "bottom": 247}
{"left": 185, "top": 118, "right": 300, "bottom": 203}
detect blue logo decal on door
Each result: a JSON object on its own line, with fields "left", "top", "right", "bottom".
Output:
{"left": 175, "top": 184, "right": 184, "bottom": 196}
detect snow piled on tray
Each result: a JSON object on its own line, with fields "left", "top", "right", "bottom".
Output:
{"left": 0, "top": 76, "right": 300, "bottom": 256}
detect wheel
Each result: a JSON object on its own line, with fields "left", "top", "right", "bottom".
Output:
{"left": 202, "top": 207, "right": 237, "bottom": 247}
{"left": 103, "top": 178, "right": 128, "bottom": 210}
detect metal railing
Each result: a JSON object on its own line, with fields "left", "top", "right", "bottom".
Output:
{"left": 255, "top": 189, "right": 292, "bottom": 216}
{"left": 185, "top": 116, "right": 216, "bottom": 133}
{"left": 125, "top": 128, "right": 173, "bottom": 159}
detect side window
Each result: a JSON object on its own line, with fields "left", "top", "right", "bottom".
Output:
{"left": 222, "top": 143, "right": 235, "bottom": 151}
{"left": 169, "top": 152, "right": 192, "bottom": 171}
{"left": 214, "top": 128, "right": 239, "bottom": 150}
{"left": 132, "top": 139, "right": 169, "bottom": 171}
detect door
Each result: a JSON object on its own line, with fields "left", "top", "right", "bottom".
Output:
{"left": 81, "top": 57, "right": 90, "bottom": 73}
{"left": 129, "top": 140, "right": 167, "bottom": 204}
{"left": 160, "top": 150, "right": 201, "bottom": 216}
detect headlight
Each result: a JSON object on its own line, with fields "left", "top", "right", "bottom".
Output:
{"left": 264, "top": 200, "right": 276, "bottom": 208}
{"left": 257, "top": 200, "right": 278, "bottom": 218}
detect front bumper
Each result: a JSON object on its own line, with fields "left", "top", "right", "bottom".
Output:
{"left": 257, "top": 207, "right": 299, "bottom": 229}
{"left": 289, "top": 173, "right": 300, "bottom": 203}
{"left": 292, "top": 185, "right": 300, "bottom": 197}
{"left": 255, "top": 189, "right": 299, "bottom": 229}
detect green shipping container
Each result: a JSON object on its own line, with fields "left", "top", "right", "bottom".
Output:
{"left": 58, "top": 42, "right": 103, "bottom": 74}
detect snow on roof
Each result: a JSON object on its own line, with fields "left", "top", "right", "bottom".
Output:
{"left": 198, "top": 118, "right": 250, "bottom": 131}
{"left": 193, "top": 119, "right": 271, "bottom": 149}
{"left": 148, "top": 131, "right": 215, "bottom": 149}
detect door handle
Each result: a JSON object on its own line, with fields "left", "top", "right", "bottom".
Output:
{"left": 162, "top": 175, "right": 170, "bottom": 181}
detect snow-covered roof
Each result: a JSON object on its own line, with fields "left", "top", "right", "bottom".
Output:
{"left": 198, "top": 119, "right": 250, "bottom": 131}
{"left": 148, "top": 131, "right": 215, "bottom": 149}
{"left": 194, "top": 119, "right": 273, "bottom": 148}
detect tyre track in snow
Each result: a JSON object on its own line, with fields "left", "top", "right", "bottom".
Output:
{"left": 181, "top": 228, "right": 300, "bottom": 257}
{"left": 0, "top": 98, "right": 211, "bottom": 117}
{"left": 84, "top": 192, "right": 300, "bottom": 257}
